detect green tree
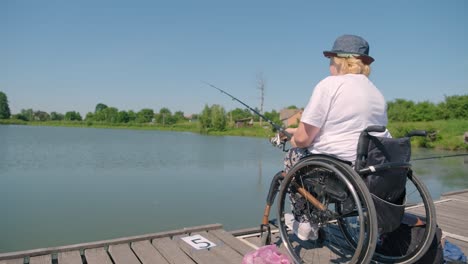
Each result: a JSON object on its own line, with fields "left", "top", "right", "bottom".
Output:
{"left": 264, "top": 110, "right": 281, "bottom": 128}
{"left": 136, "top": 108, "right": 154, "bottom": 123}
{"left": 0, "top": 91, "right": 11, "bottom": 119}
{"left": 95, "top": 103, "right": 108, "bottom": 113}
{"left": 440, "top": 95, "right": 468, "bottom": 119}
{"left": 12, "top": 113, "right": 28, "bottom": 121}
{"left": 20, "top": 109, "right": 34, "bottom": 121}
{"left": 34, "top": 111, "right": 50, "bottom": 121}
{"left": 117, "top": 110, "right": 129, "bottom": 123}
{"left": 127, "top": 110, "right": 137, "bottom": 122}
{"left": 64, "top": 111, "right": 82, "bottom": 121}
{"left": 387, "top": 99, "right": 415, "bottom": 122}
{"left": 199, "top": 104, "right": 212, "bottom": 131}
{"left": 156, "top": 107, "right": 175, "bottom": 125}
{"left": 104, "top": 107, "right": 119, "bottom": 123}
{"left": 84, "top": 112, "right": 94, "bottom": 121}
{"left": 93, "top": 110, "right": 105, "bottom": 121}
{"left": 211, "top": 105, "right": 227, "bottom": 131}
{"left": 174, "top": 111, "right": 186, "bottom": 122}
{"left": 412, "top": 101, "right": 437, "bottom": 121}
{"left": 50, "top": 112, "right": 64, "bottom": 121}
{"left": 229, "top": 108, "right": 252, "bottom": 121}
{"left": 387, "top": 95, "right": 468, "bottom": 122}
{"left": 93, "top": 106, "right": 118, "bottom": 122}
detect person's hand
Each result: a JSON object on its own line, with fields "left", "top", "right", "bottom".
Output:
{"left": 279, "top": 128, "right": 296, "bottom": 141}
{"left": 285, "top": 128, "right": 297, "bottom": 135}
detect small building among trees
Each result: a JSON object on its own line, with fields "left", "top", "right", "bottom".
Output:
{"left": 235, "top": 118, "right": 253, "bottom": 128}
{"left": 280, "top": 108, "right": 303, "bottom": 128}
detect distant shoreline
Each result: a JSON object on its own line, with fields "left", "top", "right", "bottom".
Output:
{"left": 1, "top": 119, "right": 467, "bottom": 151}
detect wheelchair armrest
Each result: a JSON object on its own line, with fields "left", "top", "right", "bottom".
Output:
{"left": 365, "top": 125, "right": 386, "bottom": 133}
{"left": 405, "top": 130, "right": 427, "bottom": 137}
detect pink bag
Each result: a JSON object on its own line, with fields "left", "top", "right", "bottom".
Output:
{"left": 242, "top": 245, "right": 291, "bottom": 264}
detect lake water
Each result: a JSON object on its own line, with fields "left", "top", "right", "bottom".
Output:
{"left": 1, "top": 125, "right": 467, "bottom": 253}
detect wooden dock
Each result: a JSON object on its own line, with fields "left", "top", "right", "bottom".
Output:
{"left": 1, "top": 190, "right": 467, "bottom": 264}
{"left": 425, "top": 190, "right": 468, "bottom": 253}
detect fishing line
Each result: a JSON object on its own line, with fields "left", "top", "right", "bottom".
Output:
{"left": 411, "top": 153, "right": 468, "bottom": 161}
{"left": 203, "top": 81, "right": 292, "bottom": 139}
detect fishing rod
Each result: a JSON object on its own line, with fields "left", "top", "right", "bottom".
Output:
{"left": 411, "top": 153, "right": 468, "bottom": 161}
{"left": 203, "top": 81, "right": 292, "bottom": 143}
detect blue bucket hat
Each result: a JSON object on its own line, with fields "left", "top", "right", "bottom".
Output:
{"left": 323, "top": 34, "right": 374, "bottom": 65}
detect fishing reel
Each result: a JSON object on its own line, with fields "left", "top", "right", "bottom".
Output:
{"left": 270, "top": 133, "right": 289, "bottom": 152}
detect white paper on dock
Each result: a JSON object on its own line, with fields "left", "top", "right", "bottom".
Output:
{"left": 181, "top": 234, "right": 217, "bottom": 250}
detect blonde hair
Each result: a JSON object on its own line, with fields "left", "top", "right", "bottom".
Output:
{"left": 331, "top": 56, "right": 371, "bottom": 77}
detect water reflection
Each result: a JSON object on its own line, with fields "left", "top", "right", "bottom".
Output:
{"left": 411, "top": 149, "right": 468, "bottom": 199}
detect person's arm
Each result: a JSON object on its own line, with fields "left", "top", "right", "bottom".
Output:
{"left": 289, "top": 122, "right": 320, "bottom": 148}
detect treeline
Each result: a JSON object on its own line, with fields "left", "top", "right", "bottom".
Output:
{"left": 198, "top": 95, "right": 468, "bottom": 131}
{"left": 387, "top": 95, "right": 467, "bottom": 122}
{"left": 9, "top": 104, "right": 192, "bottom": 126}
{"left": 84, "top": 103, "right": 189, "bottom": 125}
{"left": 1, "top": 91, "right": 467, "bottom": 131}
{"left": 196, "top": 95, "right": 468, "bottom": 131}
{"left": 0, "top": 91, "right": 283, "bottom": 131}
{"left": 9, "top": 108, "right": 84, "bottom": 122}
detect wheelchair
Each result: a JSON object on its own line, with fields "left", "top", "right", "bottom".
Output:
{"left": 261, "top": 126, "right": 437, "bottom": 264}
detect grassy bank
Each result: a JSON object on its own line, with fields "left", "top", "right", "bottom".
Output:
{"left": 387, "top": 119, "right": 468, "bottom": 150}
{"left": 1, "top": 119, "right": 467, "bottom": 150}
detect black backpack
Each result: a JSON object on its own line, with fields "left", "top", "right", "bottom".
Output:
{"left": 361, "top": 136, "right": 411, "bottom": 233}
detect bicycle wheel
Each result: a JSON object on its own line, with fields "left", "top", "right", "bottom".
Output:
{"left": 277, "top": 155, "right": 378, "bottom": 264}
{"left": 372, "top": 172, "right": 437, "bottom": 263}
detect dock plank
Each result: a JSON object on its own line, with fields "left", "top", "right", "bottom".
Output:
{"left": 152, "top": 237, "right": 196, "bottom": 264}
{"left": 84, "top": 247, "right": 113, "bottom": 264}
{"left": 442, "top": 191, "right": 468, "bottom": 201}
{"left": 29, "top": 254, "right": 52, "bottom": 264}
{"left": 210, "top": 229, "right": 255, "bottom": 255}
{"left": 434, "top": 202, "right": 468, "bottom": 238}
{"left": 131, "top": 240, "right": 169, "bottom": 264}
{"left": 434, "top": 210, "right": 466, "bottom": 223}
{"left": 436, "top": 200, "right": 468, "bottom": 212}
{"left": 57, "top": 250, "right": 82, "bottom": 264}
{"left": 0, "top": 259, "right": 24, "bottom": 264}
{"left": 108, "top": 243, "right": 141, "bottom": 264}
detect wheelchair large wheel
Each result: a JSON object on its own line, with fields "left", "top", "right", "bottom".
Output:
{"left": 277, "top": 155, "right": 378, "bottom": 264}
{"left": 371, "top": 172, "right": 437, "bottom": 263}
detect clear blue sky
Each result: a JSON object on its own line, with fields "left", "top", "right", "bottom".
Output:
{"left": 2, "top": 0, "right": 467, "bottom": 116}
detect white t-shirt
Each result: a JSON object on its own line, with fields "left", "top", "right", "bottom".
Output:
{"left": 301, "top": 74, "right": 391, "bottom": 162}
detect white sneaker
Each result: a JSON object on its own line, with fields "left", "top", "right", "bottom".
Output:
{"left": 284, "top": 213, "right": 319, "bottom": 241}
